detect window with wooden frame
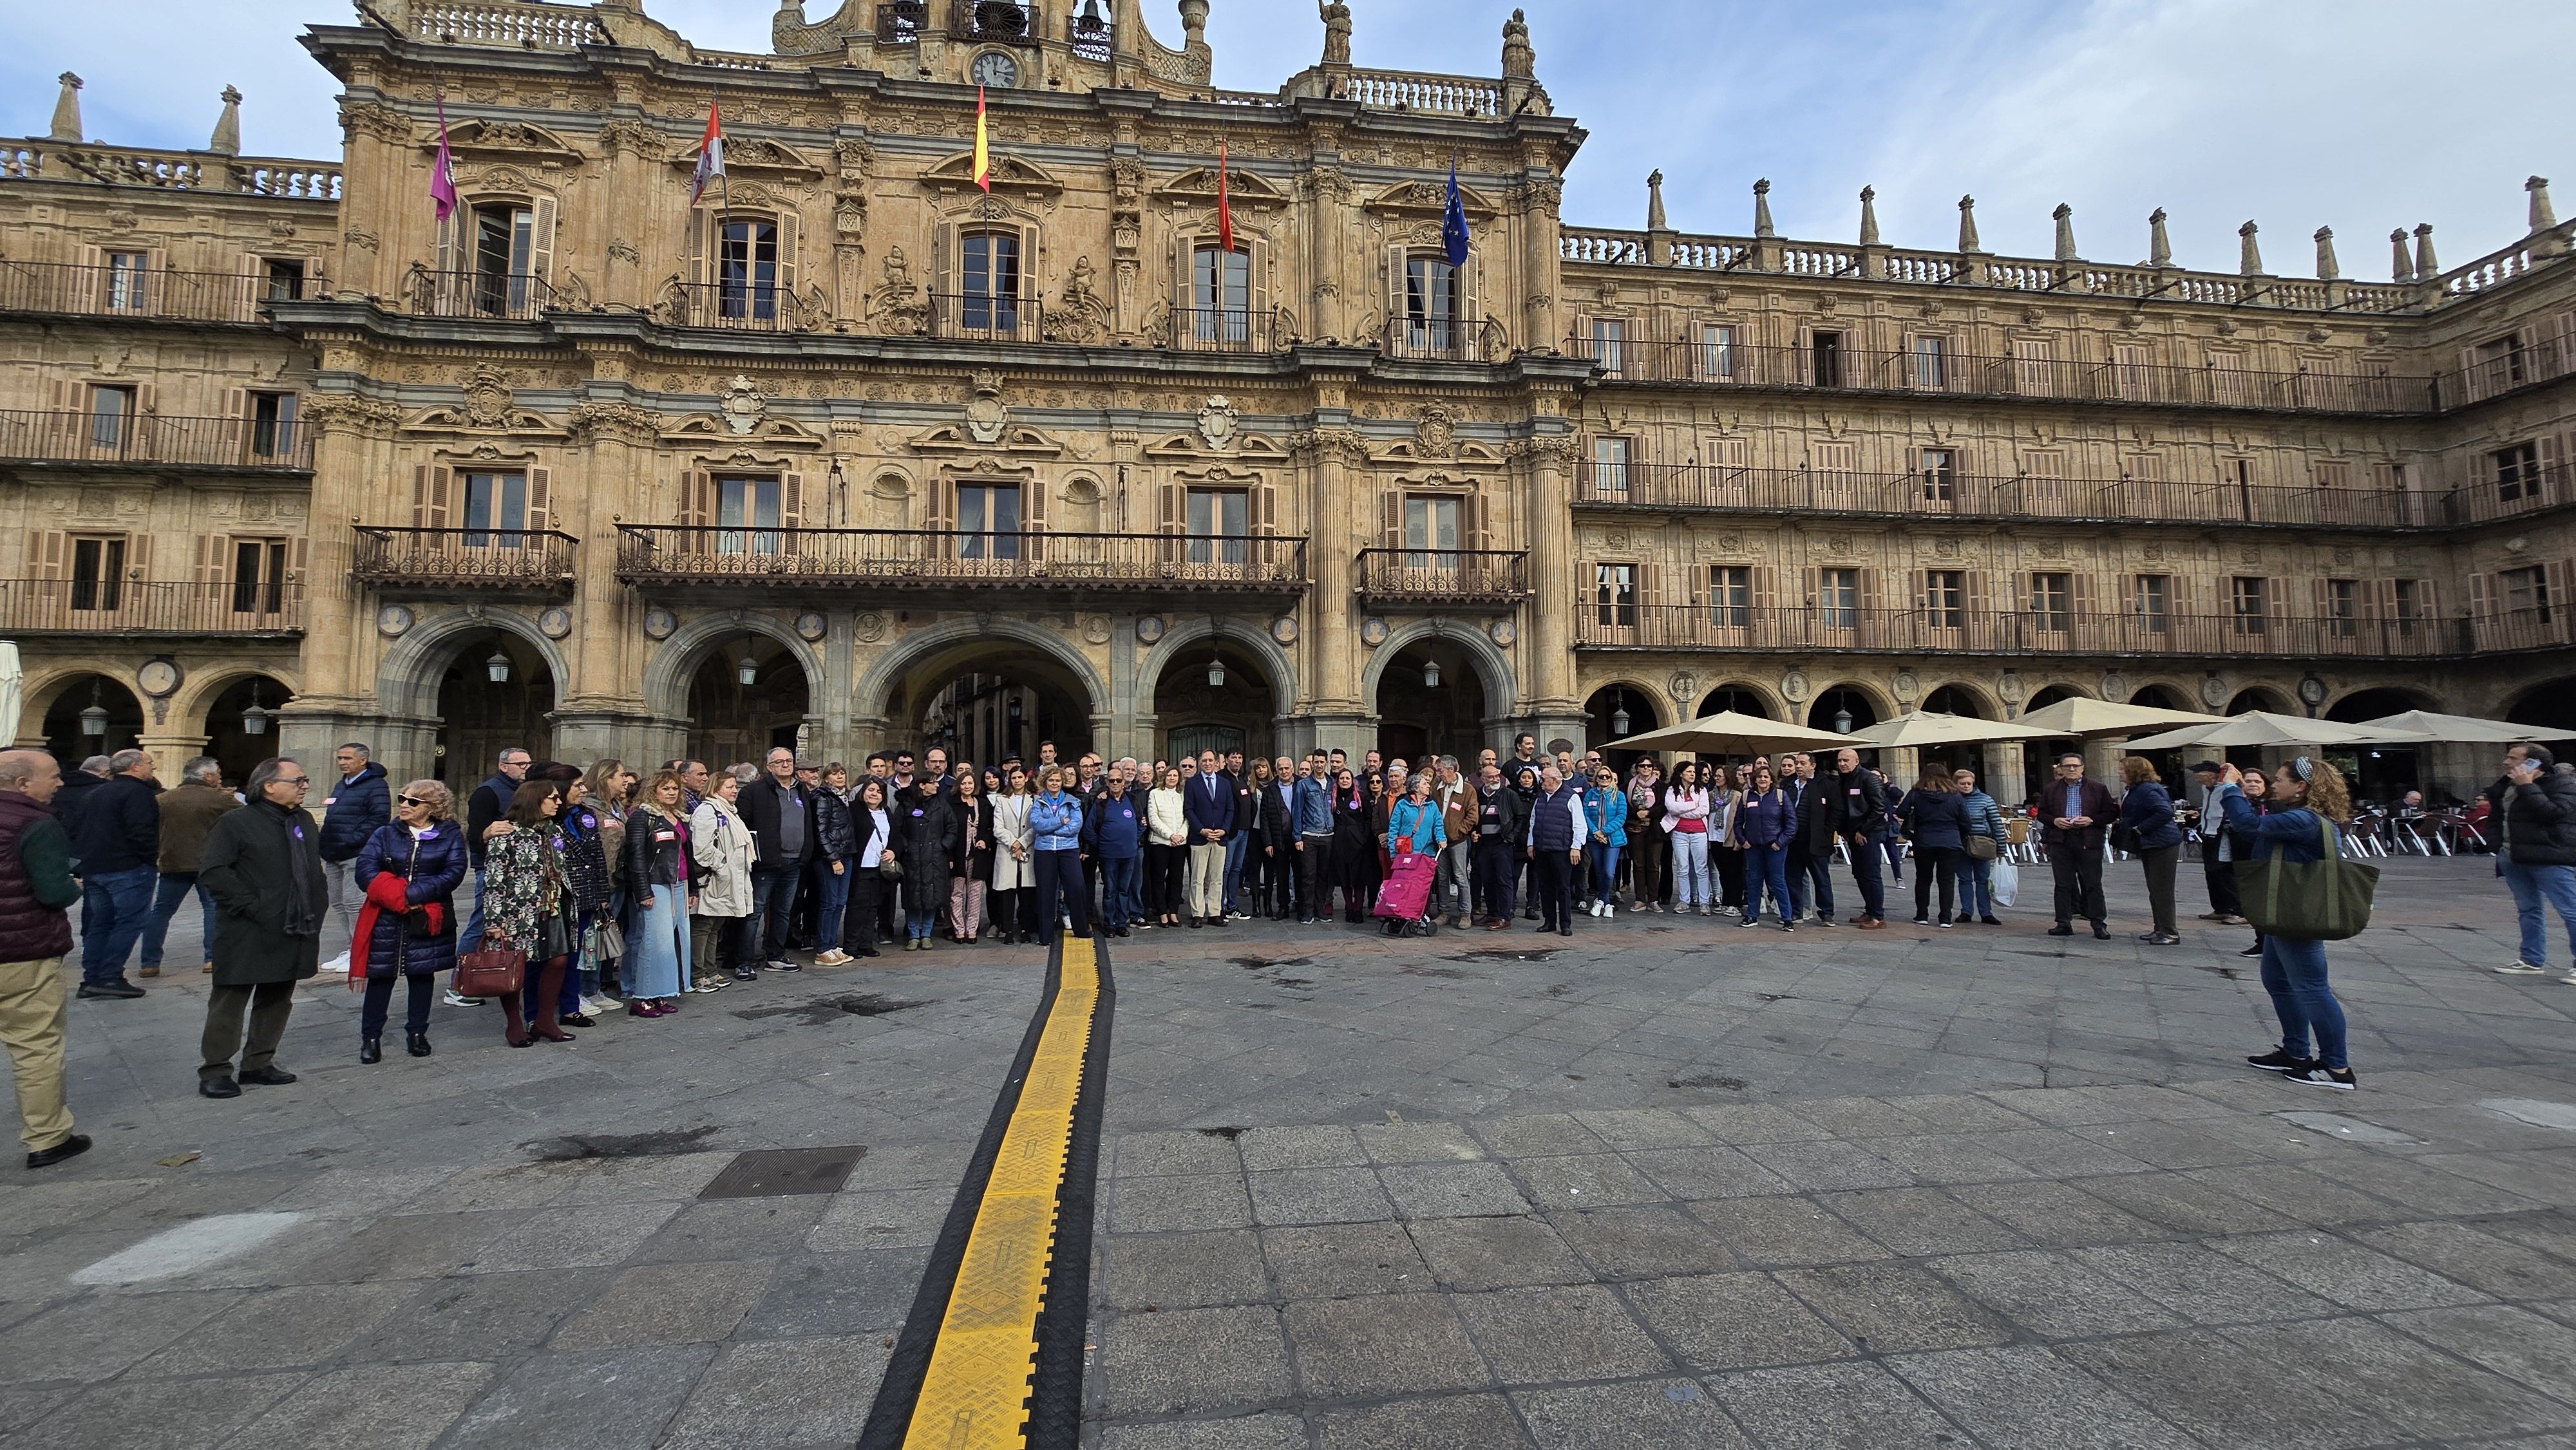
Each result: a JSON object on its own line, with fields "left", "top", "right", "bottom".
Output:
{"left": 956, "top": 480, "right": 1023, "bottom": 560}
{"left": 718, "top": 217, "right": 781, "bottom": 321}
{"left": 1588, "top": 315, "right": 1625, "bottom": 376}
{"left": 1590, "top": 436, "right": 1631, "bottom": 496}
{"left": 462, "top": 471, "right": 531, "bottom": 547}
{"left": 2020, "top": 449, "right": 2067, "bottom": 508}
{"left": 102, "top": 250, "right": 150, "bottom": 312}
{"left": 960, "top": 229, "right": 1022, "bottom": 330}
{"left": 88, "top": 384, "right": 137, "bottom": 451}
{"left": 2134, "top": 574, "right": 2172, "bottom": 634}
{"left": 471, "top": 203, "right": 538, "bottom": 314}
{"left": 68, "top": 534, "right": 126, "bottom": 613}
{"left": 2110, "top": 341, "right": 2154, "bottom": 400}
{"left": 1709, "top": 564, "right": 1750, "bottom": 628}
{"left": 2389, "top": 578, "right": 2426, "bottom": 635}
{"left": 1809, "top": 329, "right": 1844, "bottom": 388}
{"left": 2009, "top": 336, "right": 2054, "bottom": 395}
{"left": 413, "top": 463, "right": 554, "bottom": 550}
{"left": 1924, "top": 569, "right": 1965, "bottom": 628}
{"left": 1817, "top": 566, "right": 1861, "bottom": 629}
{"left": 1189, "top": 244, "right": 1250, "bottom": 344}
{"left": 2207, "top": 348, "right": 2254, "bottom": 406}
{"left": 228, "top": 537, "right": 290, "bottom": 615}
{"left": 1909, "top": 334, "right": 1949, "bottom": 390}
{"left": 1917, "top": 447, "right": 1958, "bottom": 506}
{"left": 248, "top": 391, "right": 298, "bottom": 460}
{"left": 1405, "top": 254, "right": 1463, "bottom": 351}
{"left": 260, "top": 258, "right": 307, "bottom": 303}
{"left": 1810, "top": 440, "right": 1859, "bottom": 509}
{"left": 2503, "top": 565, "right": 2552, "bottom": 623}
{"left": 1593, "top": 562, "right": 1636, "bottom": 627}
{"left": 2495, "top": 441, "right": 2544, "bottom": 503}
{"left": 2029, "top": 571, "right": 2073, "bottom": 632}
{"left": 2472, "top": 331, "right": 2530, "bottom": 395}
{"left": 1401, "top": 493, "right": 1461, "bottom": 568}
{"left": 1186, "top": 486, "right": 1248, "bottom": 565}
{"left": 2324, "top": 578, "right": 2360, "bottom": 637}
{"left": 1698, "top": 323, "right": 1736, "bottom": 382}
{"left": 2230, "top": 576, "right": 2269, "bottom": 635}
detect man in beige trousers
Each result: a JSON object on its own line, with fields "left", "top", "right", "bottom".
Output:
{"left": 0, "top": 749, "right": 90, "bottom": 1169}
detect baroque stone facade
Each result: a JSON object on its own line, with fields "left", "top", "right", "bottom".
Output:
{"left": 2, "top": 0, "right": 2570, "bottom": 800}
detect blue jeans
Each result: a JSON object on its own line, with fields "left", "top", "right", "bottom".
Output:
{"left": 1222, "top": 833, "right": 1248, "bottom": 913}
{"left": 460, "top": 868, "right": 488, "bottom": 953}
{"left": 1745, "top": 844, "right": 1790, "bottom": 924}
{"left": 814, "top": 860, "right": 853, "bottom": 952}
{"left": 1846, "top": 833, "right": 1887, "bottom": 921}
{"left": 2502, "top": 859, "right": 2576, "bottom": 968}
{"left": 2260, "top": 934, "right": 2347, "bottom": 1069}
{"left": 1590, "top": 843, "right": 1624, "bottom": 905}
{"left": 752, "top": 864, "right": 803, "bottom": 961}
{"left": 141, "top": 871, "right": 216, "bottom": 971}
{"left": 906, "top": 906, "right": 938, "bottom": 942}
{"left": 1955, "top": 855, "right": 1994, "bottom": 919}
{"left": 1099, "top": 854, "right": 1139, "bottom": 930}
{"left": 78, "top": 866, "right": 156, "bottom": 984}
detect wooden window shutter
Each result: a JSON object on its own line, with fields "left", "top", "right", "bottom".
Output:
{"left": 32, "top": 532, "right": 64, "bottom": 579}
{"left": 191, "top": 534, "right": 225, "bottom": 584}
{"left": 1247, "top": 236, "right": 1273, "bottom": 329}
{"left": 2550, "top": 559, "right": 2574, "bottom": 616}
{"left": 413, "top": 464, "right": 453, "bottom": 531}
{"left": 1462, "top": 251, "right": 1488, "bottom": 356}
{"left": 225, "top": 386, "right": 249, "bottom": 462}
{"left": 528, "top": 196, "right": 557, "bottom": 287}
{"left": 673, "top": 469, "right": 706, "bottom": 529}
{"left": 1641, "top": 560, "right": 1666, "bottom": 608}
{"left": 2310, "top": 576, "right": 2330, "bottom": 620}
{"left": 1156, "top": 478, "right": 1182, "bottom": 535}
{"left": 1379, "top": 490, "right": 1403, "bottom": 551}
{"left": 2538, "top": 435, "right": 2562, "bottom": 503}
{"left": 1965, "top": 569, "right": 1991, "bottom": 617}
{"left": 526, "top": 466, "right": 552, "bottom": 534}
{"left": 1752, "top": 564, "right": 1777, "bottom": 611}
{"left": 779, "top": 471, "right": 804, "bottom": 556}
{"left": 2373, "top": 578, "right": 2395, "bottom": 622}
{"left": 1018, "top": 222, "right": 1041, "bottom": 306}
{"left": 2419, "top": 578, "right": 2439, "bottom": 618}
{"left": 2265, "top": 576, "right": 2290, "bottom": 627}
{"left": 1253, "top": 479, "right": 1277, "bottom": 538}
{"left": 434, "top": 207, "right": 460, "bottom": 278}
{"left": 1384, "top": 243, "right": 1407, "bottom": 341}
{"left": 126, "top": 532, "right": 152, "bottom": 581}
{"left": 136, "top": 382, "right": 158, "bottom": 419}
{"left": 2168, "top": 574, "right": 2190, "bottom": 616}
{"left": 1170, "top": 232, "right": 1193, "bottom": 341}
{"left": 775, "top": 208, "right": 800, "bottom": 301}
{"left": 1463, "top": 491, "right": 1489, "bottom": 551}
{"left": 932, "top": 221, "right": 952, "bottom": 301}
{"left": 2009, "top": 570, "right": 2029, "bottom": 612}
{"left": 2470, "top": 572, "right": 2494, "bottom": 617}
{"left": 1858, "top": 565, "right": 1882, "bottom": 615}
{"left": 683, "top": 209, "right": 710, "bottom": 289}
{"left": 1022, "top": 476, "right": 1049, "bottom": 531}
{"left": 286, "top": 536, "right": 307, "bottom": 580}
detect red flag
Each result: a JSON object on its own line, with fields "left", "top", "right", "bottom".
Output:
{"left": 1216, "top": 139, "right": 1233, "bottom": 254}
{"left": 688, "top": 99, "right": 725, "bottom": 206}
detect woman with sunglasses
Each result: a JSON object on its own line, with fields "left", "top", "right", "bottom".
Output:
{"left": 623, "top": 769, "right": 695, "bottom": 1006}
{"left": 1583, "top": 766, "right": 1628, "bottom": 918}
{"left": 350, "top": 780, "right": 466, "bottom": 1063}
{"left": 479, "top": 779, "right": 579, "bottom": 1045}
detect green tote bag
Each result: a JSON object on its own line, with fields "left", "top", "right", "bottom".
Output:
{"left": 2237, "top": 817, "right": 2378, "bottom": 942}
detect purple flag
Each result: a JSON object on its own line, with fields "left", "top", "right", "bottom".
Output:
{"left": 430, "top": 95, "right": 457, "bottom": 223}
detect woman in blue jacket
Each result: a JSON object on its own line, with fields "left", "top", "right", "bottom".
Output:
{"left": 1950, "top": 767, "right": 2008, "bottom": 926}
{"left": 1897, "top": 771, "right": 1970, "bottom": 928}
{"left": 351, "top": 780, "right": 467, "bottom": 1063}
{"left": 1582, "top": 766, "right": 1629, "bottom": 918}
{"left": 1730, "top": 761, "right": 1796, "bottom": 930}
{"left": 2119, "top": 757, "right": 2188, "bottom": 945}
{"left": 1028, "top": 766, "right": 1089, "bottom": 944}
{"left": 2219, "top": 757, "right": 2358, "bottom": 1090}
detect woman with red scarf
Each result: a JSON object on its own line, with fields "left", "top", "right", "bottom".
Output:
{"left": 350, "top": 779, "right": 467, "bottom": 1064}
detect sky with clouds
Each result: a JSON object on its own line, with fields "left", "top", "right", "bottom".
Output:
{"left": 12, "top": 0, "right": 2568, "bottom": 275}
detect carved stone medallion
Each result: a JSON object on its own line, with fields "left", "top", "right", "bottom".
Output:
{"left": 721, "top": 375, "right": 766, "bottom": 436}
{"left": 1197, "top": 394, "right": 1240, "bottom": 451}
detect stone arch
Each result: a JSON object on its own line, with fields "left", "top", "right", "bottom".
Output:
{"left": 1360, "top": 621, "right": 1512, "bottom": 714}
{"left": 1144, "top": 616, "right": 1303, "bottom": 713}
{"left": 2226, "top": 684, "right": 2298, "bottom": 716}
{"left": 1919, "top": 680, "right": 2000, "bottom": 718}
{"left": 1696, "top": 680, "right": 1783, "bottom": 719}
{"left": 849, "top": 616, "right": 1109, "bottom": 726}
{"left": 170, "top": 663, "right": 305, "bottom": 730}
{"left": 642, "top": 610, "right": 828, "bottom": 724}
{"left": 2323, "top": 683, "right": 2441, "bottom": 720}
{"left": 1805, "top": 677, "right": 1896, "bottom": 731}
{"left": 377, "top": 609, "right": 571, "bottom": 720}
{"left": 2022, "top": 681, "right": 2097, "bottom": 713}
{"left": 2504, "top": 677, "right": 2576, "bottom": 728}
{"left": 2127, "top": 681, "right": 2196, "bottom": 711}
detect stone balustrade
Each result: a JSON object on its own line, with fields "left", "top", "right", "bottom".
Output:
{"left": 0, "top": 141, "right": 340, "bottom": 200}
{"left": 410, "top": 0, "right": 605, "bottom": 50}
{"left": 1341, "top": 68, "right": 1504, "bottom": 118}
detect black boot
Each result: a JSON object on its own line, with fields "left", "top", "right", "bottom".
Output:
{"left": 406, "top": 1032, "right": 432, "bottom": 1058}
{"left": 359, "top": 1037, "right": 383, "bottom": 1065}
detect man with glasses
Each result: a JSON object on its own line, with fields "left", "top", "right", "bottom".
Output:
{"left": 741, "top": 746, "right": 813, "bottom": 973}
{"left": 194, "top": 758, "right": 328, "bottom": 1100}
{"left": 451, "top": 746, "right": 530, "bottom": 1001}
{"left": 2041, "top": 753, "right": 2116, "bottom": 939}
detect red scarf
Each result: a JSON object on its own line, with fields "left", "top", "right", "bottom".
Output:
{"left": 348, "top": 869, "right": 447, "bottom": 990}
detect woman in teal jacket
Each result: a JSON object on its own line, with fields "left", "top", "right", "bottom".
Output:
{"left": 1384, "top": 773, "right": 1446, "bottom": 858}
{"left": 1584, "top": 765, "right": 1629, "bottom": 918}
{"left": 1028, "top": 766, "right": 1088, "bottom": 943}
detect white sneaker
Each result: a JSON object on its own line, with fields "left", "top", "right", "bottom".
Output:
{"left": 2497, "top": 961, "right": 2550, "bottom": 975}
{"left": 1602, "top": 903, "right": 1616, "bottom": 918}
{"left": 442, "top": 989, "right": 485, "bottom": 1008}
{"left": 319, "top": 953, "right": 352, "bottom": 977}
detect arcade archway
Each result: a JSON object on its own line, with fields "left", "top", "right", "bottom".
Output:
{"left": 889, "top": 643, "right": 1095, "bottom": 768}
{"left": 2327, "top": 686, "right": 2441, "bottom": 799}
{"left": 202, "top": 673, "right": 296, "bottom": 787}
{"left": 1695, "top": 683, "right": 1771, "bottom": 719}
{"left": 41, "top": 673, "right": 142, "bottom": 766}
{"left": 436, "top": 631, "right": 555, "bottom": 784}
{"left": 1154, "top": 637, "right": 1280, "bottom": 764}
{"left": 1375, "top": 638, "right": 1486, "bottom": 767}
{"left": 2507, "top": 678, "right": 2576, "bottom": 730}
{"left": 1586, "top": 683, "right": 1662, "bottom": 769}
{"left": 687, "top": 636, "right": 813, "bottom": 771}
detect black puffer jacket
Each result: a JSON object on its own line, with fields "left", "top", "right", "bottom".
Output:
{"left": 2503, "top": 766, "right": 2576, "bottom": 867}
{"left": 814, "top": 785, "right": 858, "bottom": 860}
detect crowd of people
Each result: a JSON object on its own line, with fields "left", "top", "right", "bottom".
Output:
{"left": 10, "top": 728, "right": 2573, "bottom": 1169}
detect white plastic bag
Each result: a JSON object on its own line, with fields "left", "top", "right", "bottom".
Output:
{"left": 1990, "top": 858, "right": 2020, "bottom": 909}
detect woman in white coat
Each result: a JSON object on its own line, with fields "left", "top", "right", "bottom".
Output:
{"left": 688, "top": 767, "right": 757, "bottom": 993}
{"left": 988, "top": 763, "right": 1037, "bottom": 946}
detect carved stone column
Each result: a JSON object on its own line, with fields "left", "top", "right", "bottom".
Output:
{"left": 1298, "top": 423, "right": 1368, "bottom": 755}
{"left": 1521, "top": 433, "right": 1579, "bottom": 719}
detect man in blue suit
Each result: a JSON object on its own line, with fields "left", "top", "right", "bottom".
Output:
{"left": 1184, "top": 748, "right": 1235, "bottom": 927}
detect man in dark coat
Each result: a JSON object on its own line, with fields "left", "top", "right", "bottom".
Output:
{"left": 1784, "top": 753, "right": 1836, "bottom": 927}
{"left": 317, "top": 742, "right": 391, "bottom": 950}
{"left": 142, "top": 756, "right": 238, "bottom": 979}
{"left": 68, "top": 748, "right": 160, "bottom": 998}
{"left": 1822, "top": 748, "right": 1889, "bottom": 928}
{"left": 457, "top": 745, "right": 531, "bottom": 958}
{"left": 2040, "top": 751, "right": 2119, "bottom": 939}
{"left": 2491, "top": 743, "right": 2576, "bottom": 976}
{"left": 739, "top": 746, "right": 813, "bottom": 971}
{"left": 50, "top": 755, "right": 109, "bottom": 842}
{"left": 194, "top": 757, "right": 328, "bottom": 1098}
{"left": 0, "top": 750, "right": 88, "bottom": 1169}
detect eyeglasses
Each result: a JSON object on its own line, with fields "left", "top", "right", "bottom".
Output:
{"left": 397, "top": 795, "right": 426, "bottom": 807}
{"left": 274, "top": 777, "right": 310, "bottom": 788}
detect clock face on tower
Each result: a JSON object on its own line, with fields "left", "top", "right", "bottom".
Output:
{"left": 971, "top": 52, "right": 1019, "bottom": 89}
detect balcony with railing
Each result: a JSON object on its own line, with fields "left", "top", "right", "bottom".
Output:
{"left": 406, "top": 0, "right": 607, "bottom": 48}
{"left": 1384, "top": 315, "right": 1507, "bottom": 363}
{"left": 927, "top": 292, "right": 1047, "bottom": 344}
{"left": 0, "top": 579, "right": 304, "bottom": 637}
{"left": 0, "top": 410, "right": 312, "bottom": 471}
{"left": 0, "top": 139, "right": 339, "bottom": 198}
{"left": 1572, "top": 603, "right": 2523, "bottom": 660}
{"left": 0, "top": 259, "right": 324, "bottom": 324}
{"left": 659, "top": 280, "right": 812, "bottom": 332}
{"left": 1564, "top": 334, "right": 2434, "bottom": 415}
{"left": 1355, "top": 548, "right": 1528, "bottom": 610}
{"left": 1168, "top": 306, "right": 1279, "bottom": 354}
{"left": 616, "top": 527, "right": 1309, "bottom": 598}
{"left": 405, "top": 267, "right": 554, "bottom": 322}
{"left": 351, "top": 528, "right": 579, "bottom": 594}
{"left": 1577, "top": 462, "right": 2430, "bottom": 531}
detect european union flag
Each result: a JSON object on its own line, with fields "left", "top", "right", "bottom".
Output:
{"left": 1441, "top": 157, "right": 1470, "bottom": 267}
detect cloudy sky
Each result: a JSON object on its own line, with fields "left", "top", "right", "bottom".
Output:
{"left": 12, "top": 1, "right": 2567, "bottom": 274}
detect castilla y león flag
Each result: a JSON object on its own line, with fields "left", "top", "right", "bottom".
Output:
{"left": 688, "top": 99, "right": 725, "bottom": 206}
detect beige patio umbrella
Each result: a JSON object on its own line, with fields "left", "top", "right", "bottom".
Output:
{"left": 1847, "top": 710, "right": 2052, "bottom": 748}
{"left": 2125, "top": 711, "right": 2430, "bottom": 751}
{"left": 1611, "top": 710, "right": 1853, "bottom": 757}
{"left": 2012, "top": 697, "right": 2226, "bottom": 739}
{"left": 0, "top": 643, "right": 23, "bottom": 747}
{"left": 2359, "top": 709, "right": 2576, "bottom": 743}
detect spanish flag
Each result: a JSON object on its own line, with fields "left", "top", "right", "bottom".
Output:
{"left": 972, "top": 86, "right": 990, "bottom": 193}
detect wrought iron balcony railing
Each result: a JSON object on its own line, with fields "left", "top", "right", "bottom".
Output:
{"left": 0, "top": 259, "right": 323, "bottom": 324}
{"left": 1384, "top": 315, "right": 1506, "bottom": 362}
{"left": 1571, "top": 603, "right": 2534, "bottom": 660}
{"left": 0, "top": 579, "right": 304, "bottom": 636}
{"left": 1168, "top": 306, "right": 1279, "bottom": 354}
{"left": 927, "top": 292, "right": 1046, "bottom": 344}
{"left": 1355, "top": 548, "right": 1529, "bottom": 608}
{"left": 1563, "top": 334, "right": 2436, "bottom": 416}
{"left": 351, "top": 527, "right": 578, "bottom": 591}
{"left": 0, "top": 409, "right": 312, "bottom": 470}
{"left": 404, "top": 267, "right": 555, "bottom": 321}
{"left": 616, "top": 526, "right": 1309, "bottom": 595}
{"left": 656, "top": 279, "right": 815, "bottom": 332}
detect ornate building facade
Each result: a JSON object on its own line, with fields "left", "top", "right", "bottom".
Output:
{"left": 2, "top": 0, "right": 2571, "bottom": 800}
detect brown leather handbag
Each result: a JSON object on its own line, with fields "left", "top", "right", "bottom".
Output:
{"left": 455, "top": 939, "right": 527, "bottom": 997}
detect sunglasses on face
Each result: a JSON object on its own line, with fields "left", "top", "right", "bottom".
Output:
{"left": 397, "top": 795, "right": 426, "bottom": 807}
